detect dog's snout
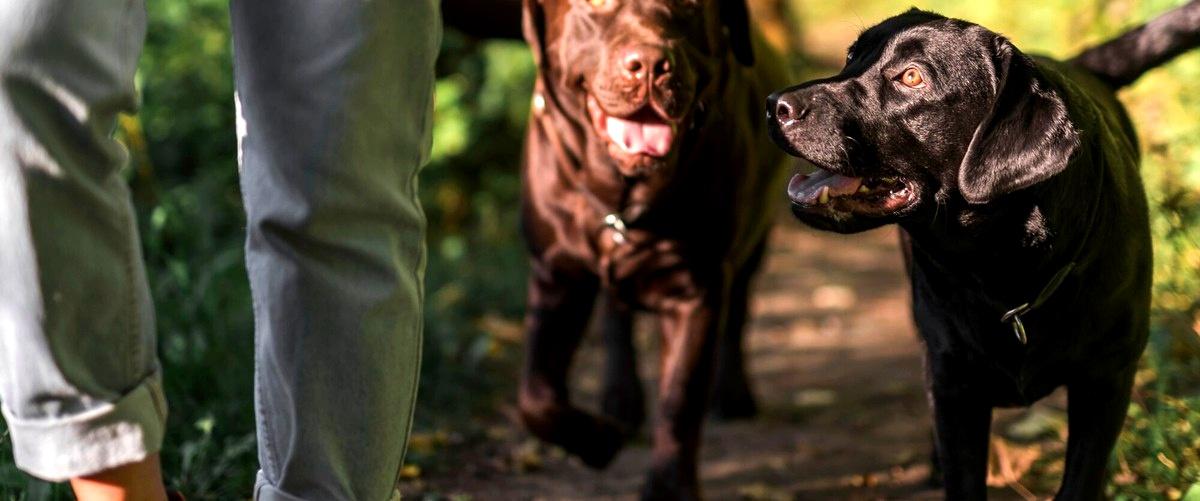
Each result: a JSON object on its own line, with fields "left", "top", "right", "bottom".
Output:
{"left": 767, "top": 91, "right": 808, "bottom": 128}
{"left": 766, "top": 88, "right": 824, "bottom": 157}
{"left": 618, "top": 44, "right": 671, "bottom": 81}
{"left": 774, "top": 97, "right": 795, "bottom": 122}
{"left": 777, "top": 100, "right": 792, "bottom": 121}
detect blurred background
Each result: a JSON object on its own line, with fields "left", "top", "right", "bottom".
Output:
{"left": 1, "top": 0, "right": 1197, "bottom": 499}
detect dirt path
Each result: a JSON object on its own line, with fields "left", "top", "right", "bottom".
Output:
{"left": 401, "top": 219, "right": 1046, "bottom": 500}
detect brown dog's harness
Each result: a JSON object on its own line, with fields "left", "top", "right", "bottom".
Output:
{"left": 585, "top": 188, "right": 646, "bottom": 288}
{"left": 601, "top": 213, "right": 630, "bottom": 245}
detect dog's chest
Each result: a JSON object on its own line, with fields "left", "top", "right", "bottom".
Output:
{"left": 970, "top": 352, "right": 1065, "bottom": 407}
{"left": 916, "top": 294, "right": 1071, "bottom": 406}
{"left": 567, "top": 211, "right": 718, "bottom": 310}
{"left": 593, "top": 223, "right": 687, "bottom": 287}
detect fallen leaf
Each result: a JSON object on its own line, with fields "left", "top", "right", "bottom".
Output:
{"left": 812, "top": 284, "right": 857, "bottom": 310}
{"left": 399, "top": 464, "right": 421, "bottom": 479}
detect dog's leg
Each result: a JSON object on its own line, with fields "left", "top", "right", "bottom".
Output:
{"left": 1055, "top": 367, "right": 1137, "bottom": 501}
{"left": 927, "top": 428, "right": 944, "bottom": 487}
{"left": 642, "top": 291, "right": 723, "bottom": 501}
{"left": 711, "top": 240, "right": 767, "bottom": 420}
{"left": 926, "top": 352, "right": 992, "bottom": 500}
{"left": 517, "top": 267, "right": 626, "bottom": 469}
{"left": 600, "top": 295, "right": 646, "bottom": 435}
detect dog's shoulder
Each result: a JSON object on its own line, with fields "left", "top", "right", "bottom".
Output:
{"left": 1031, "top": 56, "right": 1139, "bottom": 163}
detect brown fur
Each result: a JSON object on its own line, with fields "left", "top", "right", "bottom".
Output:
{"left": 515, "top": 1, "right": 792, "bottom": 498}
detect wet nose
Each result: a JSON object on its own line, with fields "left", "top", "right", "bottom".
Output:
{"left": 619, "top": 44, "right": 671, "bottom": 81}
{"left": 767, "top": 90, "right": 809, "bottom": 128}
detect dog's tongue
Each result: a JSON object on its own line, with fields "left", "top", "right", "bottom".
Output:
{"left": 606, "top": 115, "right": 674, "bottom": 157}
{"left": 788, "top": 169, "right": 863, "bottom": 205}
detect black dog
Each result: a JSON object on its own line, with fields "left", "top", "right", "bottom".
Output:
{"left": 766, "top": 3, "right": 1200, "bottom": 499}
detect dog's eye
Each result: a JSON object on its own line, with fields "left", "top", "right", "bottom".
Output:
{"left": 899, "top": 67, "right": 926, "bottom": 89}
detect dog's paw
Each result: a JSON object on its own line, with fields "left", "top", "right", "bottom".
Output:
{"left": 709, "top": 388, "right": 759, "bottom": 421}
{"left": 576, "top": 440, "right": 622, "bottom": 470}
{"left": 602, "top": 386, "right": 646, "bottom": 433}
{"left": 573, "top": 418, "right": 628, "bottom": 470}
{"left": 640, "top": 471, "right": 700, "bottom": 501}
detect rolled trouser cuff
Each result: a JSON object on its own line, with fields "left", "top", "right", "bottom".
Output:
{"left": 254, "top": 471, "right": 404, "bottom": 501}
{"left": 2, "top": 370, "right": 167, "bottom": 481}
{"left": 254, "top": 471, "right": 305, "bottom": 501}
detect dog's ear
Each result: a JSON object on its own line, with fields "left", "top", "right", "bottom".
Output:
{"left": 958, "top": 37, "right": 1079, "bottom": 204}
{"left": 522, "top": 0, "right": 548, "bottom": 68}
{"left": 721, "top": 0, "right": 755, "bottom": 66}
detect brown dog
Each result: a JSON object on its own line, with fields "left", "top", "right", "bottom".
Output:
{"left": 515, "top": 0, "right": 791, "bottom": 498}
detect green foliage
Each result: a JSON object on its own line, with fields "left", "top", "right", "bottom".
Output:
{"left": 416, "top": 34, "right": 535, "bottom": 429}
{"left": 1110, "top": 369, "right": 1200, "bottom": 499}
{"left": 133, "top": 1, "right": 257, "bottom": 498}
{"left": 1111, "top": 326, "right": 1200, "bottom": 498}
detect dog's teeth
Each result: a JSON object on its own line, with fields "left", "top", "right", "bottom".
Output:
{"left": 818, "top": 186, "right": 830, "bottom": 205}
{"left": 858, "top": 185, "right": 871, "bottom": 194}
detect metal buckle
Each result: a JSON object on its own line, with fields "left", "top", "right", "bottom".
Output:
{"left": 1000, "top": 303, "right": 1031, "bottom": 345}
{"left": 603, "top": 213, "right": 628, "bottom": 245}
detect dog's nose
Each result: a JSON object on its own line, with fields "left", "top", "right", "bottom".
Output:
{"left": 767, "top": 91, "right": 807, "bottom": 127}
{"left": 619, "top": 45, "right": 671, "bottom": 81}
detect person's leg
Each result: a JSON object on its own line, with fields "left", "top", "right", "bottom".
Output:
{"left": 0, "top": 0, "right": 167, "bottom": 493}
{"left": 70, "top": 455, "right": 166, "bottom": 501}
{"left": 229, "top": 1, "right": 440, "bottom": 499}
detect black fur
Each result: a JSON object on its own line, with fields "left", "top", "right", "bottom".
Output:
{"left": 1073, "top": 0, "right": 1200, "bottom": 88}
{"left": 762, "top": 5, "right": 1200, "bottom": 498}
{"left": 721, "top": 0, "right": 755, "bottom": 66}
{"left": 957, "top": 37, "right": 1079, "bottom": 204}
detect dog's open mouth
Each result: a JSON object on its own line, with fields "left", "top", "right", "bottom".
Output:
{"left": 788, "top": 169, "right": 917, "bottom": 214}
{"left": 587, "top": 95, "right": 678, "bottom": 159}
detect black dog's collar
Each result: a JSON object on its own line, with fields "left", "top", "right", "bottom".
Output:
{"left": 1000, "top": 261, "right": 1076, "bottom": 344}
{"left": 997, "top": 149, "right": 1105, "bottom": 345}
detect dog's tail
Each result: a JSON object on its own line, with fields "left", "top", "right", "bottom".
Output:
{"left": 1072, "top": 0, "right": 1200, "bottom": 88}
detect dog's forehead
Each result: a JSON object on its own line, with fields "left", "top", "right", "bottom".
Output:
{"left": 847, "top": 10, "right": 951, "bottom": 62}
{"left": 546, "top": 0, "right": 714, "bottom": 43}
{"left": 544, "top": 0, "right": 710, "bottom": 21}
{"left": 542, "top": 0, "right": 697, "bottom": 12}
